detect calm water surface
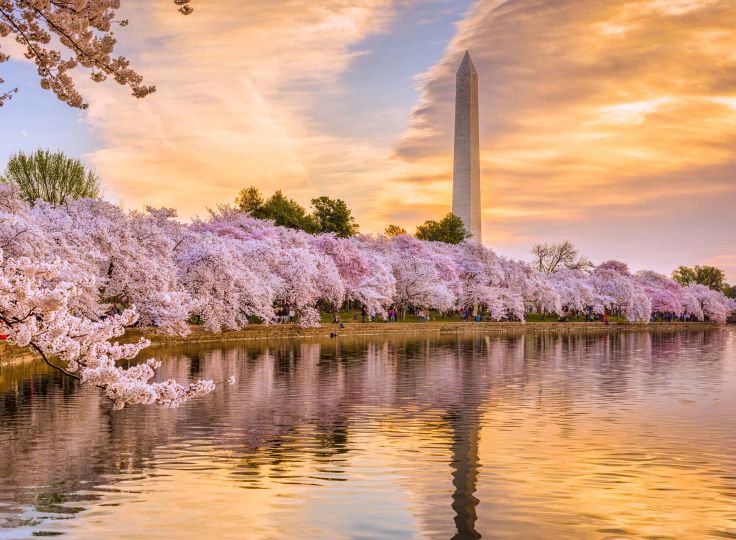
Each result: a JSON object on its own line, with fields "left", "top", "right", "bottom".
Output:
{"left": 1, "top": 329, "right": 735, "bottom": 539}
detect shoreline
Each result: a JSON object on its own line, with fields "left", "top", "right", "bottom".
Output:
{"left": 0, "top": 322, "right": 727, "bottom": 365}
{"left": 131, "top": 321, "right": 724, "bottom": 347}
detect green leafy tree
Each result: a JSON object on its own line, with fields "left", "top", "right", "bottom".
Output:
{"left": 235, "top": 186, "right": 265, "bottom": 216}
{"left": 261, "top": 190, "right": 319, "bottom": 233}
{"left": 310, "top": 196, "right": 359, "bottom": 238}
{"left": 1, "top": 149, "right": 100, "bottom": 205}
{"left": 722, "top": 284, "right": 735, "bottom": 299}
{"left": 384, "top": 224, "right": 407, "bottom": 237}
{"left": 415, "top": 213, "right": 470, "bottom": 244}
{"left": 672, "top": 265, "right": 726, "bottom": 291}
{"left": 672, "top": 266, "right": 697, "bottom": 286}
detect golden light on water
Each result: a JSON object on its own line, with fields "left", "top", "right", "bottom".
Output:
{"left": 1, "top": 332, "right": 735, "bottom": 538}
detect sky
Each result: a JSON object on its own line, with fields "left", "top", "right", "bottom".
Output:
{"left": 1, "top": 0, "right": 735, "bottom": 281}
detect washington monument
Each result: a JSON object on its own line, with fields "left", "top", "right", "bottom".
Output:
{"left": 452, "top": 51, "right": 482, "bottom": 242}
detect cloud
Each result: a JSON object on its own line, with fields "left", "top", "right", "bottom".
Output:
{"left": 390, "top": 0, "right": 736, "bottom": 279}
{"left": 81, "top": 0, "right": 401, "bottom": 219}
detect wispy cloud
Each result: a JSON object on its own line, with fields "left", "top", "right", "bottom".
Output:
{"left": 81, "top": 0, "right": 401, "bottom": 218}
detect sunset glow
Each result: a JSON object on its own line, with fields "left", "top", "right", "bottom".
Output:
{"left": 1, "top": 0, "right": 734, "bottom": 278}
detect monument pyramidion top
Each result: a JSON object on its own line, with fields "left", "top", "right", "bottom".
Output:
{"left": 457, "top": 50, "right": 477, "bottom": 75}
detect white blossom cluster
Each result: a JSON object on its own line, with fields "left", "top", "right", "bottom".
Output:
{"left": 0, "top": 247, "right": 217, "bottom": 409}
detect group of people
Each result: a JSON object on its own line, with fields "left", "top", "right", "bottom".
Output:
{"left": 650, "top": 312, "right": 699, "bottom": 322}
{"left": 274, "top": 307, "right": 297, "bottom": 324}
{"left": 459, "top": 306, "right": 484, "bottom": 322}
{"left": 331, "top": 306, "right": 403, "bottom": 324}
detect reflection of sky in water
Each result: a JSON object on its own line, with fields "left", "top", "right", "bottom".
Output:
{"left": 0, "top": 329, "right": 734, "bottom": 539}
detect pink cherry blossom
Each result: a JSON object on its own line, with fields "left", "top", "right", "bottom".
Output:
{"left": 0, "top": 249, "right": 216, "bottom": 410}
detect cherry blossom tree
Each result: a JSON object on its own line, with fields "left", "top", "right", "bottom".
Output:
{"left": 312, "top": 234, "right": 395, "bottom": 316}
{"left": 29, "top": 198, "right": 196, "bottom": 333}
{"left": 548, "top": 268, "right": 596, "bottom": 314}
{"left": 635, "top": 270, "right": 683, "bottom": 316}
{"left": 175, "top": 230, "right": 279, "bottom": 332}
{"left": 590, "top": 261, "right": 651, "bottom": 322}
{"left": 0, "top": 0, "right": 193, "bottom": 108}
{"left": 192, "top": 208, "right": 344, "bottom": 327}
{"left": 0, "top": 249, "right": 222, "bottom": 410}
{"left": 385, "top": 235, "right": 459, "bottom": 316}
{"left": 685, "top": 283, "right": 731, "bottom": 324}
{"left": 454, "top": 241, "right": 531, "bottom": 321}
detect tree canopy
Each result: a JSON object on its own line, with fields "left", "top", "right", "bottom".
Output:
{"left": 234, "top": 186, "right": 264, "bottom": 215}
{"left": 235, "top": 186, "right": 359, "bottom": 236}
{"left": 310, "top": 196, "right": 359, "bottom": 238}
{"left": 724, "top": 284, "right": 736, "bottom": 299}
{"left": 261, "top": 190, "right": 319, "bottom": 233}
{"left": 415, "top": 213, "right": 470, "bottom": 244}
{"left": 384, "top": 224, "right": 407, "bottom": 237}
{"left": 1, "top": 149, "right": 100, "bottom": 205}
{"left": 531, "top": 241, "right": 591, "bottom": 274}
{"left": 672, "top": 265, "right": 726, "bottom": 291}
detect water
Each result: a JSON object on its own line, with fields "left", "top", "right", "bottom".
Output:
{"left": 1, "top": 329, "right": 735, "bottom": 539}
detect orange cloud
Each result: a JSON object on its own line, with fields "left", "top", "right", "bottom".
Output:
{"left": 391, "top": 0, "right": 736, "bottom": 279}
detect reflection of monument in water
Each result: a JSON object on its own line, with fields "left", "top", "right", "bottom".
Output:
{"left": 447, "top": 338, "right": 486, "bottom": 540}
{"left": 452, "top": 51, "right": 482, "bottom": 242}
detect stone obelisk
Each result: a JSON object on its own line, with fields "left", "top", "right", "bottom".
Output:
{"left": 452, "top": 51, "right": 482, "bottom": 242}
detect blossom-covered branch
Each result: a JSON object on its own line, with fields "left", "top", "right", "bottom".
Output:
{"left": 0, "top": 0, "right": 193, "bottom": 108}
{"left": 0, "top": 249, "right": 218, "bottom": 410}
